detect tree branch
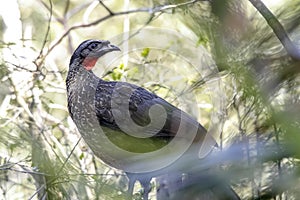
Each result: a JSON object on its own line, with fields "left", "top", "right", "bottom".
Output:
{"left": 249, "top": 0, "right": 300, "bottom": 61}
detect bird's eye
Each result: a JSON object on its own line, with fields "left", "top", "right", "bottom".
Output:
{"left": 90, "top": 43, "right": 98, "bottom": 49}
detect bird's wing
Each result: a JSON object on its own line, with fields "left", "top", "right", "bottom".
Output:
{"left": 134, "top": 94, "right": 208, "bottom": 142}
{"left": 95, "top": 81, "right": 207, "bottom": 140}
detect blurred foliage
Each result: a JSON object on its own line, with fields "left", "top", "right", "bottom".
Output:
{"left": 0, "top": 0, "right": 300, "bottom": 199}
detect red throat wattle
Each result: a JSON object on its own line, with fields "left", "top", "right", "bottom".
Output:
{"left": 83, "top": 57, "right": 99, "bottom": 70}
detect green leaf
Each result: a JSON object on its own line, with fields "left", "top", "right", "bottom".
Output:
{"left": 79, "top": 152, "right": 84, "bottom": 160}
{"left": 119, "top": 63, "right": 124, "bottom": 70}
{"left": 141, "top": 47, "right": 150, "bottom": 58}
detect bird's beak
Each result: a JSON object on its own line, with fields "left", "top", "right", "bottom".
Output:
{"left": 107, "top": 43, "right": 121, "bottom": 52}
{"left": 93, "top": 41, "right": 121, "bottom": 57}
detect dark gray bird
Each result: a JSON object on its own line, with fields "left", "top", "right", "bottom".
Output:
{"left": 66, "top": 39, "right": 238, "bottom": 200}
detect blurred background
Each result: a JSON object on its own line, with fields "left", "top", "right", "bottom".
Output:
{"left": 0, "top": 0, "right": 300, "bottom": 199}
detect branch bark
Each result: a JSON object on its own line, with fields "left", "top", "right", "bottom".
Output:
{"left": 249, "top": 0, "right": 300, "bottom": 61}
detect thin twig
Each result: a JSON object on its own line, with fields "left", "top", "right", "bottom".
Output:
{"left": 4, "top": 60, "right": 36, "bottom": 73}
{"left": 249, "top": 0, "right": 300, "bottom": 60}
{"left": 28, "top": 183, "right": 47, "bottom": 200}
{"left": 98, "top": 0, "right": 114, "bottom": 15}
{"left": 58, "top": 137, "right": 82, "bottom": 173}
{"left": 63, "top": 0, "right": 71, "bottom": 17}
{"left": 116, "top": 12, "right": 161, "bottom": 47}
{"left": 46, "top": 137, "right": 82, "bottom": 186}
{"left": 35, "top": 0, "right": 53, "bottom": 68}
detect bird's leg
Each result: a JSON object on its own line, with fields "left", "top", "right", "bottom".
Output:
{"left": 139, "top": 177, "right": 152, "bottom": 200}
{"left": 126, "top": 172, "right": 137, "bottom": 199}
{"left": 127, "top": 172, "right": 152, "bottom": 200}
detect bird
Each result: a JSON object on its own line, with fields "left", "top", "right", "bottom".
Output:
{"left": 66, "top": 39, "right": 239, "bottom": 199}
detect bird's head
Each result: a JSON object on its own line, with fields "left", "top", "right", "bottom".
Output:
{"left": 70, "top": 39, "right": 120, "bottom": 71}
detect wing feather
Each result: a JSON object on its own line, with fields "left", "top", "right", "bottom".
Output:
{"left": 95, "top": 80, "right": 209, "bottom": 141}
